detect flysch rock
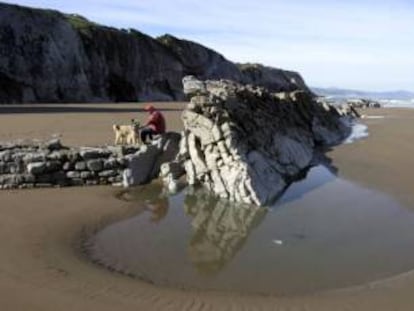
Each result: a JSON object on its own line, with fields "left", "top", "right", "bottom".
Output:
{"left": 162, "top": 76, "right": 353, "bottom": 206}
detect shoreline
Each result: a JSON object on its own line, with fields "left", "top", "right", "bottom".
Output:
{"left": 2, "top": 105, "right": 414, "bottom": 310}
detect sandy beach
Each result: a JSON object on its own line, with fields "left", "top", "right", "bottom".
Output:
{"left": 1, "top": 104, "right": 414, "bottom": 310}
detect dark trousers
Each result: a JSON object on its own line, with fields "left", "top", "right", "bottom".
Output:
{"left": 140, "top": 127, "right": 155, "bottom": 143}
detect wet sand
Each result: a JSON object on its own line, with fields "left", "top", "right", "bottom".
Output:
{"left": 1, "top": 104, "right": 414, "bottom": 310}
{"left": 328, "top": 108, "right": 414, "bottom": 208}
{"left": 0, "top": 102, "right": 186, "bottom": 146}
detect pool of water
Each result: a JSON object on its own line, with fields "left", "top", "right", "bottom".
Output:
{"left": 88, "top": 165, "right": 414, "bottom": 295}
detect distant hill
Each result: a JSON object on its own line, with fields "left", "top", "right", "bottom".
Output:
{"left": 0, "top": 2, "right": 309, "bottom": 103}
{"left": 312, "top": 87, "right": 414, "bottom": 101}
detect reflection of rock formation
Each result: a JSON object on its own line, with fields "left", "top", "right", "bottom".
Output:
{"left": 115, "top": 183, "right": 169, "bottom": 223}
{"left": 183, "top": 152, "right": 338, "bottom": 274}
{"left": 184, "top": 188, "right": 267, "bottom": 274}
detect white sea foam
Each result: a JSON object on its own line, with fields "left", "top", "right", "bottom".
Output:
{"left": 344, "top": 123, "right": 369, "bottom": 144}
{"left": 363, "top": 115, "right": 385, "bottom": 119}
{"left": 381, "top": 99, "right": 414, "bottom": 108}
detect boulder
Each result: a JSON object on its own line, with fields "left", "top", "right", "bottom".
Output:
{"left": 123, "top": 132, "right": 181, "bottom": 187}
{"left": 80, "top": 148, "right": 110, "bottom": 160}
{"left": 87, "top": 159, "right": 103, "bottom": 172}
{"left": 27, "top": 162, "right": 47, "bottom": 175}
{"left": 46, "top": 138, "right": 63, "bottom": 151}
{"left": 163, "top": 77, "right": 352, "bottom": 206}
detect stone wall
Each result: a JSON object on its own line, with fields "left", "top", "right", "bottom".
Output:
{"left": 0, "top": 139, "right": 137, "bottom": 189}
{"left": 0, "top": 132, "right": 182, "bottom": 190}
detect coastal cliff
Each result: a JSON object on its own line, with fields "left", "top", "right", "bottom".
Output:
{"left": 0, "top": 3, "right": 310, "bottom": 103}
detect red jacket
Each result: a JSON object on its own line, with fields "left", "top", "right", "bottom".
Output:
{"left": 145, "top": 110, "right": 166, "bottom": 134}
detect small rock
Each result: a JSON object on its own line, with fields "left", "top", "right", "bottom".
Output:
{"left": 19, "top": 183, "right": 34, "bottom": 189}
{"left": 35, "top": 174, "right": 54, "bottom": 184}
{"left": 23, "top": 174, "right": 35, "bottom": 183}
{"left": 27, "top": 162, "right": 47, "bottom": 175}
{"left": 85, "top": 180, "right": 98, "bottom": 186}
{"left": 46, "top": 139, "right": 62, "bottom": 151}
{"left": 103, "top": 158, "right": 119, "bottom": 170}
{"left": 52, "top": 171, "right": 68, "bottom": 186}
{"left": 183, "top": 75, "right": 207, "bottom": 96}
{"left": 80, "top": 148, "right": 110, "bottom": 160}
{"left": 48, "top": 151, "right": 68, "bottom": 161}
{"left": 0, "top": 174, "right": 24, "bottom": 186}
{"left": 80, "top": 171, "right": 94, "bottom": 179}
{"left": 23, "top": 152, "right": 46, "bottom": 163}
{"left": 66, "top": 171, "right": 80, "bottom": 179}
{"left": 108, "top": 176, "right": 122, "bottom": 183}
{"left": 75, "top": 161, "right": 86, "bottom": 171}
{"left": 87, "top": 159, "right": 103, "bottom": 172}
{"left": 62, "top": 162, "right": 72, "bottom": 171}
{"left": 0, "top": 150, "right": 12, "bottom": 162}
{"left": 46, "top": 161, "right": 61, "bottom": 172}
{"left": 98, "top": 170, "right": 117, "bottom": 177}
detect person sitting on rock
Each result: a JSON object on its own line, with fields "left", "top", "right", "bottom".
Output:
{"left": 140, "top": 104, "right": 166, "bottom": 143}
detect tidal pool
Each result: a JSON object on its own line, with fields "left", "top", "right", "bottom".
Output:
{"left": 87, "top": 165, "right": 414, "bottom": 296}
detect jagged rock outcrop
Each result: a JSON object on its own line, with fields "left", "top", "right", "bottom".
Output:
{"left": 238, "top": 63, "right": 311, "bottom": 94}
{"left": 161, "top": 76, "right": 351, "bottom": 206}
{"left": 0, "top": 3, "right": 309, "bottom": 103}
{"left": 346, "top": 98, "right": 381, "bottom": 109}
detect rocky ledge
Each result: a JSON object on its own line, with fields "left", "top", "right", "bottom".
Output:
{"left": 161, "top": 76, "right": 353, "bottom": 206}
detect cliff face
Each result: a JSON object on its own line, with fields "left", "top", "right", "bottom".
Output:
{"left": 157, "top": 34, "right": 244, "bottom": 82}
{"left": 0, "top": 3, "right": 310, "bottom": 103}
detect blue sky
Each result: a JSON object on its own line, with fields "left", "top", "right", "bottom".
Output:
{"left": 5, "top": 0, "right": 414, "bottom": 91}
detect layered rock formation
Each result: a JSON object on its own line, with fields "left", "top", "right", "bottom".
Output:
{"left": 238, "top": 63, "right": 311, "bottom": 94}
{"left": 0, "top": 3, "right": 309, "bottom": 103}
{"left": 161, "top": 77, "right": 352, "bottom": 206}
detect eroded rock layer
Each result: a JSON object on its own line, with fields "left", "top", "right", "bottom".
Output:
{"left": 162, "top": 77, "right": 352, "bottom": 206}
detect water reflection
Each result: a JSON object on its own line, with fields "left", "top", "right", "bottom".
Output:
{"left": 116, "top": 183, "right": 169, "bottom": 223}
{"left": 109, "top": 160, "right": 338, "bottom": 277}
{"left": 90, "top": 161, "right": 414, "bottom": 295}
{"left": 184, "top": 188, "right": 267, "bottom": 274}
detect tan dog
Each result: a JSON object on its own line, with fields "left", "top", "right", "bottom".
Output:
{"left": 113, "top": 119, "right": 141, "bottom": 145}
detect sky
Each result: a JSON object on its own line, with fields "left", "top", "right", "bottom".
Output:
{"left": 5, "top": 0, "right": 414, "bottom": 91}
